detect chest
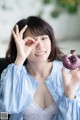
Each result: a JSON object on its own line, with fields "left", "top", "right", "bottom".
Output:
{"left": 34, "top": 82, "right": 54, "bottom": 109}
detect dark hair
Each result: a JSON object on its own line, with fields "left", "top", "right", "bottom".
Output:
{"left": 6, "top": 16, "right": 63, "bottom": 64}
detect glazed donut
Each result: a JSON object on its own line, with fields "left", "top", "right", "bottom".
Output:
{"left": 62, "top": 50, "right": 80, "bottom": 70}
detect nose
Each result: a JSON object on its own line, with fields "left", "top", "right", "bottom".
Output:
{"left": 36, "top": 40, "right": 44, "bottom": 49}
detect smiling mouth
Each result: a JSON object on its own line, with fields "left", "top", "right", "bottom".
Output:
{"left": 35, "top": 51, "right": 46, "bottom": 56}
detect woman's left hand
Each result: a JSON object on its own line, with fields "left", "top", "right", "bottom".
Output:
{"left": 61, "top": 67, "right": 80, "bottom": 99}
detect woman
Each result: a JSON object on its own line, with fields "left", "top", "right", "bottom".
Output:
{"left": 0, "top": 16, "right": 80, "bottom": 120}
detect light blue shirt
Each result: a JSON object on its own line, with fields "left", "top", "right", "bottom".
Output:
{"left": 0, "top": 60, "right": 80, "bottom": 120}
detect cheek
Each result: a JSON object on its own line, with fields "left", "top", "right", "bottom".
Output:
{"left": 46, "top": 41, "right": 51, "bottom": 50}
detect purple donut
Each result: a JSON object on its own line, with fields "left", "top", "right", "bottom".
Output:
{"left": 62, "top": 54, "right": 80, "bottom": 70}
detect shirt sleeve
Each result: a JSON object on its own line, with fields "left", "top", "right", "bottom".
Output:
{"left": 57, "top": 67, "right": 80, "bottom": 119}
{"left": 0, "top": 64, "right": 32, "bottom": 114}
{"left": 53, "top": 61, "right": 80, "bottom": 120}
{"left": 57, "top": 93, "right": 80, "bottom": 120}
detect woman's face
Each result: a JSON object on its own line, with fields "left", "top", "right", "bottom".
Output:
{"left": 24, "top": 29, "right": 51, "bottom": 63}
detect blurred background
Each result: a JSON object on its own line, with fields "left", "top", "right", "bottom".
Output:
{"left": 0, "top": 0, "right": 80, "bottom": 57}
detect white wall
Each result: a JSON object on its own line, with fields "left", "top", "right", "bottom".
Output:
{"left": 0, "top": 0, "right": 80, "bottom": 40}
{"left": 0, "top": 0, "right": 80, "bottom": 57}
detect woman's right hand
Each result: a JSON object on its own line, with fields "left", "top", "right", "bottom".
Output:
{"left": 12, "top": 25, "right": 38, "bottom": 66}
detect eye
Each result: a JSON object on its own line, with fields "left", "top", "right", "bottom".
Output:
{"left": 42, "top": 36, "right": 48, "bottom": 40}
{"left": 25, "top": 40, "right": 34, "bottom": 46}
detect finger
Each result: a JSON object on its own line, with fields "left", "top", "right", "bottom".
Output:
{"left": 12, "top": 30, "right": 18, "bottom": 43}
{"left": 24, "top": 36, "right": 36, "bottom": 46}
{"left": 24, "top": 36, "right": 36, "bottom": 42}
{"left": 19, "top": 25, "right": 28, "bottom": 38}
{"left": 61, "top": 67, "right": 69, "bottom": 78}
{"left": 16, "top": 25, "right": 20, "bottom": 38}
{"left": 30, "top": 39, "right": 40, "bottom": 49}
{"left": 70, "top": 68, "right": 78, "bottom": 75}
{"left": 78, "top": 64, "right": 80, "bottom": 69}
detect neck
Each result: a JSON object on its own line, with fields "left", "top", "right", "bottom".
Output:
{"left": 27, "top": 61, "right": 52, "bottom": 79}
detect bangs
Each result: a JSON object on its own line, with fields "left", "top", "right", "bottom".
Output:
{"left": 28, "top": 24, "right": 50, "bottom": 37}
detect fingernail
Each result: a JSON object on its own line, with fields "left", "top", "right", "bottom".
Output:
{"left": 25, "top": 25, "right": 28, "bottom": 27}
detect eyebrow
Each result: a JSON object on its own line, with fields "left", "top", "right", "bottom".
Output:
{"left": 24, "top": 35, "right": 48, "bottom": 40}
{"left": 32, "top": 35, "right": 47, "bottom": 40}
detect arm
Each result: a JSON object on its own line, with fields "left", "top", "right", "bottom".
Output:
{"left": 57, "top": 93, "right": 80, "bottom": 120}
{"left": 57, "top": 67, "right": 80, "bottom": 120}
{"left": 0, "top": 25, "right": 39, "bottom": 114}
{"left": 0, "top": 64, "right": 31, "bottom": 114}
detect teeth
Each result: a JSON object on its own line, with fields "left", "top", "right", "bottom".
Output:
{"left": 35, "top": 51, "right": 45, "bottom": 56}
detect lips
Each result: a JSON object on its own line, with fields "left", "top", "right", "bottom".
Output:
{"left": 35, "top": 51, "right": 46, "bottom": 56}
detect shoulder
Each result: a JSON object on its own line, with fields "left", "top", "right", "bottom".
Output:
{"left": 52, "top": 60, "right": 63, "bottom": 71}
{"left": 52, "top": 60, "right": 64, "bottom": 93}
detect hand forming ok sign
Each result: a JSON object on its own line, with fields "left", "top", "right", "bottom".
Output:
{"left": 12, "top": 25, "right": 39, "bottom": 66}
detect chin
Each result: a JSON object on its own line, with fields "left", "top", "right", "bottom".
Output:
{"left": 35, "top": 58, "right": 48, "bottom": 63}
